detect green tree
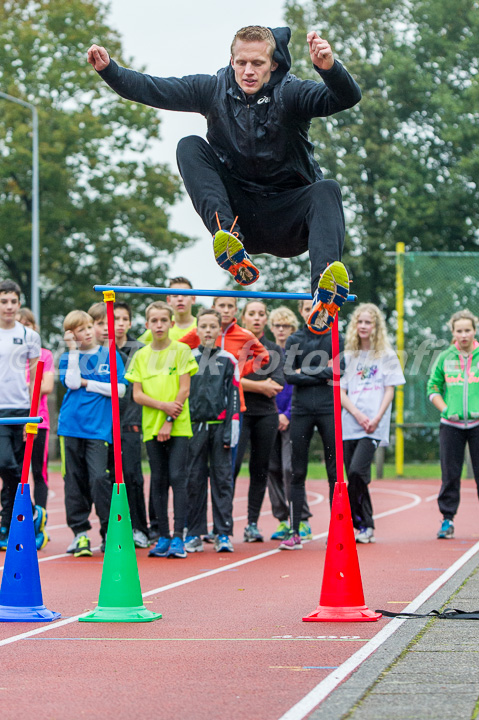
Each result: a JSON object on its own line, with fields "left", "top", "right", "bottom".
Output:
{"left": 255, "top": 0, "right": 479, "bottom": 323}
{"left": 0, "top": 0, "right": 192, "bottom": 341}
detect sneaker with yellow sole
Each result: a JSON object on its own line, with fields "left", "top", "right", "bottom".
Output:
{"left": 308, "top": 261, "right": 349, "bottom": 335}
{"left": 214, "top": 230, "right": 260, "bottom": 286}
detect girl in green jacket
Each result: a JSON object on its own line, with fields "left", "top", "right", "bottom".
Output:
{"left": 427, "top": 309, "right": 479, "bottom": 539}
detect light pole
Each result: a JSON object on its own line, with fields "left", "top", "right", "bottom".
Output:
{"left": 0, "top": 91, "right": 40, "bottom": 322}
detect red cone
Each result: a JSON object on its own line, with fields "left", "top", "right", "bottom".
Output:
{"left": 303, "top": 482, "right": 381, "bottom": 622}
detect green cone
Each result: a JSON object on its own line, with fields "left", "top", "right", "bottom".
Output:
{"left": 80, "top": 483, "right": 161, "bottom": 623}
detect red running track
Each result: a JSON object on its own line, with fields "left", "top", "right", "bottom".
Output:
{"left": 1, "top": 473, "right": 478, "bottom": 720}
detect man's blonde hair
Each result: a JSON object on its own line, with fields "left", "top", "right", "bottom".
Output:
{"left": 145, "top": 301, "right": 173, "bottom": 321}
{"left": 63, "top": 310, "right": 92, "bottom": 332}
{"left": 231, "top": 26, "right": 276, "bottom": 58}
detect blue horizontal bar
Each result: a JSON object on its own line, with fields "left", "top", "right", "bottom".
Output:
{"left": 94, "top": 285, "right": 357, "bottom": 303}
{"left": 0, "top": 416, "right": 43, "bottom": 426}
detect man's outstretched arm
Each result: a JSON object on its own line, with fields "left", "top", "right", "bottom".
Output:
{"left": 86, "top": 44, "right": 215, "bottom": 113}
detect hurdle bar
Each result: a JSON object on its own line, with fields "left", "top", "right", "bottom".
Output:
{"left": 0, "top": 417, "right": 43, "bottom": 425}
{"left": 94, "top": 285, "right": 357, "bottom": 302}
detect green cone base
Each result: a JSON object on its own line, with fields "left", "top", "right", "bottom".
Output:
{"left": 80, "top": 605, "right": 161, "bottom": 623}
{"left": 81, "top": 483, "right": 162, "bottom": 623}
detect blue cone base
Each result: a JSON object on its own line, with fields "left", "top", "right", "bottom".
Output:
{"left": 79, "top": 604, "right": 162, "bottom": 623}
{"left": 0, "top": 604, "right": 61, "bottom": 622}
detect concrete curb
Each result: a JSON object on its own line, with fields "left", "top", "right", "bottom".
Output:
{"left": 308, "top": 551, "right": 479, "bottom": 720}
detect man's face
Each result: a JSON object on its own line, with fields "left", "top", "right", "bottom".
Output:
{"left": 0, "top": 292, "right": 20, "bottom": 325}
{"left": 146, "top": 309, "right": 173, "bottom": 341}
{"left": 114, "top": 308, "right": 131, "bottom": 341}
{"left": 93, "top": 317, "right": 109, "bottom": 344}
{"left": 167, "top": 283, "right": 195, "bottom": 317}
{"left": 213, "top": 298, "right": 237, "bottom": 327}
{"left": 231, "top": 39, "right": 278, "bottom": 96}
{"left": 197, "top": 314, "right": 221, "bottom": 348}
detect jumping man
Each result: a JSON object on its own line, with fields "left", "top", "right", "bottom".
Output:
{"left": 88, "top": 26, "right": 361, "bottom": 334}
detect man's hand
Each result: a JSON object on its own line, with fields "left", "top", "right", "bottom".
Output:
{"left": 278, "top": 413, "right": 290, "bottom": 432}
{"left": 307, "top": 32, "right": 334, "bottom": 71}
{"left": 87, "top": 45, "right": 110, "bottom": 72}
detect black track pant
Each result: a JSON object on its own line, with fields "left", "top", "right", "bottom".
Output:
{"left": 343, "top": 437, "right": 379, "bottom": 530}
{"left": 109, "top": 431, "right": 148, "bottom": 535}
{"left": 438, "top": 423, "right": 479, "bottom": 520}
{"left": 267, "top": 427, "right": 311, "bottom": 522}
{"left": 176, "top": 136, "right": 345, "bottom": 294}
{"left": 234, "top": 413, "right": 279, "bottom": 525}
{"left": 61, "top": 436, "right": 112, "bottom": 538}
{"left": 186, "top": 423, "right": 233, "bottom": 537}
{"left": 146, "top": 436, "right": 189, "bottom": 539}
{"left": 289, "top": 413, "right": 336, "bottom": 533}
{"left": 0, "top": 409, "right": 29, "bottom": 528}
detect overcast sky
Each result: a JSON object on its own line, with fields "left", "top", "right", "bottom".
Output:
{"left": 106, "top": 0, "right": 289, "bottom": 288}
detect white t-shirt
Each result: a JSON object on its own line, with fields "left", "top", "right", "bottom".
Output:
{"left": 0, "top": 322, "right": 41, "bottom": 409}
{"left": 341, "top": 349, "right": 405, "bottom": 445}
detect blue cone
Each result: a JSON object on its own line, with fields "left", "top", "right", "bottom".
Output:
{"left": 0, "top": 484, "right": 60, "bottom": 622}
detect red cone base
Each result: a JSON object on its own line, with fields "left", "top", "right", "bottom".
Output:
{"left": 302, "top": 482, "right": 381, "bottom": 623}
{"left": 303, "top": 605, "right": 382, "bottom": 622}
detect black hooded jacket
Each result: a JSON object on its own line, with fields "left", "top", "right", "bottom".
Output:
{"left": 98, "top": 27, "right": 361, "bottom": 192}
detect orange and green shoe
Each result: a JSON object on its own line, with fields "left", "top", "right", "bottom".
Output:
{"left": 213, "top": 230, "right": 260, "bottom": 286}
{"left": 307, "top": 261, "right": 350, "bottom": 335}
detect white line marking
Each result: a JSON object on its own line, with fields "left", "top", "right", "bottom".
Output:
{"left": 0, "top": 488, "right": 418, "bottom": 648}
{"left": 276, "top": 540, "right": 479, "bottom": 720}
{"left": 370, "top": 488, "right": 421, "bottom": 519}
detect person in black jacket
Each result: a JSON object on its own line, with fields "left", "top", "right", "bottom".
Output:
{"left": 87, "top": 26, "right": 360, "bottom": 335}
{"left": 279, "top": 298, "right": 344, "bottom": 550}
{"left": 185, "top": 308, "right": 240, "bottom": 554}
{"left": 234, "top": 301, "right": 284, "bottom": 542}
{"left": 113, "top": 302, "right": 150, "bottom": 548}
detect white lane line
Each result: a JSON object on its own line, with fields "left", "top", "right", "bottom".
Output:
{"left": 276, "top": 541, "right": 479, "bottom": 720}
{"left": 0, "top": 488, "right": 419, "bottom": 649}
{"left": 371, "top": 488, "right": 421, "bottom": 519}
{"left": 31, "top": 491, "right": 325, "bottom": 536}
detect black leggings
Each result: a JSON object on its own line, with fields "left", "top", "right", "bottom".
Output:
{"left": 176, "top": 135, "right": 345, "bottom": 293}
{"left": 234, "top": 413, "right": 279, "bottom": 525}
{"left": 343, "top": 437, "right": 378, "bottom": 530}
{"left": 146, "top": 437, "right": 189, "bottom": 538}
{"left": 438, "top": 423, "right": 479, "bottom": 520}
{"left": 289, "top": 413, "right": 336, "bottom": 533}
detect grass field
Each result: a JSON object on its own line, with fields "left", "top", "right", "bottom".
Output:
{"left": 48, "top": 460, "right": 444, "bottom": 480}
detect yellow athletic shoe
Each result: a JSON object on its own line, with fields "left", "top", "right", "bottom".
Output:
{"left": 307, "top": 262, "right": 349, "bottom": 335}
{"left": 213, "top": 230, "right": 260, "bottom": 286}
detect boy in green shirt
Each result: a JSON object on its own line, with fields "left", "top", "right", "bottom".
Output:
{"left": 125, "top": 301, "right": 198, "bottom": 558}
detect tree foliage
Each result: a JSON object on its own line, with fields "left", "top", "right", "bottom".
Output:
{"left": 256, "top": 0, "right": 479, "bottom": 321}
{"left": 0, "top": 0, "right": 192, "bottom": 341}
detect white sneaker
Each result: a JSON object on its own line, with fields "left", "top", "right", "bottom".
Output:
{"left": 356, "top": 527, "right": 375, "bottom": 544}
{"left": 132, "top": 529, "right": 150, "bottom": 548}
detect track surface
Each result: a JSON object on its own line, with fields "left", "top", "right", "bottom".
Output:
{"left": 1, "top": 473, "right": 478, "bottom": 720}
